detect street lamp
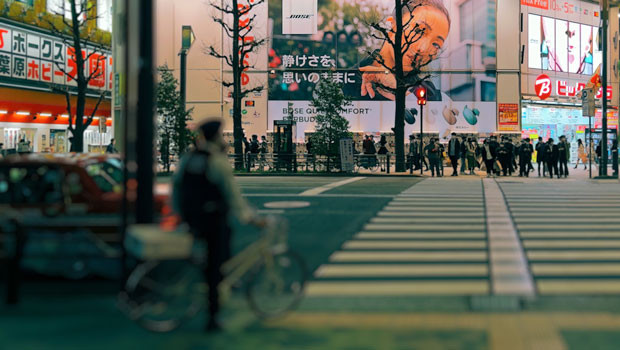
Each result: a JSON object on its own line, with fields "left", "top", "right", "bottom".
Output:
{"left": 179, "top": 25, "right": 196, "bottom": 117}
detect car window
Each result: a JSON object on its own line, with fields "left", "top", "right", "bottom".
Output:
{"left": 85, "top": 160, "right": 122, "bottom": 193}
{"left": 0, "top": 165, "right": 65, "bottom": 205}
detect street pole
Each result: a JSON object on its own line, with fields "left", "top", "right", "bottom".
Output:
{"left": 602, "top": 0, "right": 609, "bottom": 177}
{"left": 179, "top": 49, "right": 187, "bottom": 117}
{"left": 135, "top": 0, "right": 155, "bottom": 223}
{"left": 589, "top": 117, "right": 592, "bottom": 179}
{"left": 419, "top": 105, "right": 424, "bottom": 175}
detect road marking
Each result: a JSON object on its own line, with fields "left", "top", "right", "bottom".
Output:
{"left": 537, "top": 280, "right": 620, "bottom": 294}
{"left": 521, "top": 232, "right": 620, "bottom": 238}
{"left": 263, "top": 201, "right": 311, "bottom": 209}
{"left": 256, "top": 209, "right": 285, "bottom": 214}
{"left": 305, "top": 281, "right": 490, "bottom": 296}
{"left": 484, "top": 178, "right": 535, "bottom": 297}
{"left": 314, "top": 264, "right": 488, "bottom": 277}
{"left": 343, "top": 240, "right": 487, "bottom": 249}
{"left": 364, "top": 223, "right": 486, "bottom": 231}
{"left": 527, "top": 250, "right": 620, "bottom": 260}
{"left": 330, "top": 251, "right": 487, "bottom": 262}
{"left": 531, "top": 263, "right": 620, "bottom": 275}
{"left": 377, "top": 211, "right": 485, "bottom": 218}
{"left": 356, "top": 232, "right": 486, "bottom": 239}
{"left": 524, "top": 240, "right": 620, "bottom": 249}
{"left": 298, "top": 177, "right": 366, "bottom": 196}
{"left": 370, "top": 217, "right": 485, "bottom": 224}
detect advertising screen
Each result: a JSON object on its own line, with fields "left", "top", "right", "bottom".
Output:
{"left": 267, "top": 0, "right": 497, "bottom": 140}
{"left": 527, "top": 14, "right": 601, "bottom": 75}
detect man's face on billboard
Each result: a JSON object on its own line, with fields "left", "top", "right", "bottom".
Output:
{"left": 395, "top": 6, "right": 450, "bottom": 69}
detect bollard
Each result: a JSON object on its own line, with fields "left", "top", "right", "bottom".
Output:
{"left": 293, "top": 154, "right": 298, "bottom": 173}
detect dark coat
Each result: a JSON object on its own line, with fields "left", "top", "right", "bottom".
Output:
{"left": 447, "top": 138, "right": 461, "bottom": 157}
{"left": 546, "top": 144, "right": 559, "bottom": 162}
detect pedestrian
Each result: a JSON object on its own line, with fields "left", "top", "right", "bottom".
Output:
{"left": 466, "top": 138, "right": 477, "bottom": 175}
{"left": 425, "top": 138, "right": 442, "bottom": 177}
{"left": 503, "top": 137, "right": 515, "bottom": 175}
{"left": 17, "top": 138, "right": 31, "bottom": 154}
{"left": 459, "top": 136, "right": 467, "bottom": 174}
{"left": 613, "top": 139, "right": 619, "bottom": 175}
{"left": 481, "top": 139, "right": 496, "bottom": 178}
{"left": 518, "top": 138, "right": 533, "bottom": 177}
{"left": 421, "top": 138, "right": 430, "bottom": 171}
{"left": 497, "top": 141, "right": 510, "bottom": 176}
{"left": 447, "top": 132, "right": 460, "bottom": 176}
{"left": 172, "top": 119, "right": 266, "bottom": 332}
{"left": 595, "top": 142, "right": 602, "bottom": 165}
{"left": 535, "top": 137, "right": 546, "bottom": 177}
{"left": 545, "top": 138, "right": 559, "bottom": 179}
{"left": 574, "top": 139, "right": 587, "bottom": 170}
{"left": 377, "top": 135, "right": 389, "bottom": 155}
{"left": 106, "top": 138, "right": 118, "bottom": 154}
{"left": 408, "top": 135, "right": 420, "bottom": 170}
{"left": 557, "top": 135, "right": 570, "bottom": 178}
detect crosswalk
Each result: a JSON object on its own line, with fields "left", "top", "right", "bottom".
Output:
{"left": 306, "top": 178, "right": 491, "bottom": 297}
{"left": 499, "top": 180, "right": 620, "bottom": 295}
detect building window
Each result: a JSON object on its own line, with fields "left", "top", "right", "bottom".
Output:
{"left": 47, "top": 0, "right": 83, "bottom": 21}
{"left": 14, "top": 0, "right": 34, "bottom": 6}
{"left": 97, "top": 0, "right": 112, "bottom": 32}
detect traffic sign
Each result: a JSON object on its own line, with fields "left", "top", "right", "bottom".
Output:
{"left": 582, "top": 88, "right": 595, "bottom": 116}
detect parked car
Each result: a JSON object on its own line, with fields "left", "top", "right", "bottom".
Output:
{"left": 0, "top": 153, "right": 167, "bottom": 215}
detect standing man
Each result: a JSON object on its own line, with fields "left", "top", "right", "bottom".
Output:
{"left": 459, "top": 138, "right": 467, "bottom": 175}
{"left": 496, "top": 141, "right": 510, "bottom": 176}
{"left": 106, "top": 138, "right": 118, "bottom": 154}
{"left": 535, "top": 137, "right": 546, "bottom": 177}
{"left": 425, "top": 138, "right": 442, "bottom": 177}
{"left": 447, "top": 133, "right": 460, "bottom": 176}
{"left": 481, "top": 139, "right": 496, "bottom": 178}
{"left": 173, "top": 120, "right": 266, "bottom": 332}
{"left": 503, "top": 137, "right": 515, "bottom": 175}
{"left": 409, "top": 135, "right": 420, "bottom": 170}
{"left": 557, "top": 135, "right": 570, "bottom": 178}
{"left": 519, "top": 138, "right": 533, "bottom": 177}
{"left": 546, "top": 138, "right": 560, "bottom": 179}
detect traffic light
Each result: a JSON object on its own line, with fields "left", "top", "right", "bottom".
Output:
{"left": 414, "top": 86, "right": 427, "bottom": 105}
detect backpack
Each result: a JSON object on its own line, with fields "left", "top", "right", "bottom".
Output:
{"left": 179, "top": 150, "right": 228, "bottom": 231}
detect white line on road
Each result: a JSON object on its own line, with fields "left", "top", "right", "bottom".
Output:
{"left": 298, "top": 177, "right": 366, "bottom": 196}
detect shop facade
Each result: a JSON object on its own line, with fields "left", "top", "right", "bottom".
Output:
{"left": 0, "top": 18, "right": 113, "bottom": 153}
{"left": 520, "top": 0, "right": 618, "bottom": 161}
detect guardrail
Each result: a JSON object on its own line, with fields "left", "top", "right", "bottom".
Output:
{"left": 227, "top": 153, "right": 395, "bottom": 174}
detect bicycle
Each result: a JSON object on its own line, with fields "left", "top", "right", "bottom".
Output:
{"left": 118, "top": 218, "right": 307, "bottom": 333}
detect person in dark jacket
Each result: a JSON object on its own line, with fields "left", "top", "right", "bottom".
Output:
{"left": 459, "top": 138, "right": 468, "bottom": 174}
{"left": 172, "top": 120, "right": 266, "bottom": 331}
{"left": 502, "top": 137, "right": 515, "bottom": 175}
{"left": 481, "top": 139, "right": 496, "bottom": 177}
{"left": 377, "top": 135, "right": 389, "bottom": 155}
{"left": 557, "top": 135, "right": 570, "bottom": 178}
{"left": 496, "top": 142, "right": 511, "bottom": 176}
{"left": 447, "top": 132, "right": 461, "bottom": 176}
{"left": 518, "top": 138, "right": 534, "bottom": 177}
{"left": 535, "top": 137, "right": 546, "bottom": 177}
{"left": 545, "top": 138, "right": 560, "bottom": 179}
{"left": 424, "top": 138, "right": 442, "bottom": 177}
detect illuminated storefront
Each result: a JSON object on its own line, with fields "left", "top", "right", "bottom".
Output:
{"left": 520, "top": 0, "right": 617, "bottom": 158}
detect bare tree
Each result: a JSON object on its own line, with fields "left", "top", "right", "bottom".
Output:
{"left": 363, "top": 0, "right": 436, "bottom": 172}
{"left": 206, "top": 0, "right": 266, "bottom": 170}
{"left": 46, "top": 0, "right": 108, "bottom": 152}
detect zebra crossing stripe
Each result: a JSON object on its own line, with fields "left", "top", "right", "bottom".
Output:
{"left": 527, "top": 250, "right": 620, "bottom": 260}
{"left": 356, "top": 232, "right": 486, "bottom": 239}
{"left": 370, "top": 217, "right": 485, "bottom": 224}
{"left": 537, "top": 280, "right": 620, "bottom": 294}
{"left": 364, "top": 223, "right": 486, "bottom": 231}
{"left": 524, "top": 240, "right": 620, "bottom": 249}
{"left": 521, "top": 232, "right": 620, "bottom": 238}
{"left": 305, "top": 281, "right": 490, "bottom": 296}
{"left": 377, "top": 211, "right": 485, "bottom": 217}
{"left": 314, "top": 264, "right": 488, "bottom": 277}
{"left": 329, "top": 251, "right": 488, "bottom": 262}
{"left": 531, "top": 264, "right": 620, "bottom": 275}
{"left": 342, "top": 240, "right": 487, "bottom": 250}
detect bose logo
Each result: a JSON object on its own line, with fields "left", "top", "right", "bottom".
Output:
{"left": 287, "top": 14, "right": 313, "bottom": 19}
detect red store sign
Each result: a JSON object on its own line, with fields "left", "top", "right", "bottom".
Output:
{"left": 521, "top": 0, "right": 549, "bottom": 10}
{"left": 534, "top": 74, "right": 612, "bottom": 100}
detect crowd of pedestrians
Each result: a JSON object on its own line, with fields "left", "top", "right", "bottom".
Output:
{"left": 407, "top": 133, "right": 594, "bottom": 179}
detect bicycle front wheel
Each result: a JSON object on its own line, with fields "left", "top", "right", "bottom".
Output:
{"left": 246, "top": 250, "right": 307, "bottom": 319}
{"left": 124, "top": 260, "right": 204, "bottom": 333}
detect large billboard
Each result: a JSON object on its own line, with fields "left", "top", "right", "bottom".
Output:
{"left": 267, "top": 0, "right": 498, "bottom": 141}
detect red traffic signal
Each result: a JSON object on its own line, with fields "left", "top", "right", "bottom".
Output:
{"left": 414, "top": 86, "right": 427, "bottom": 105}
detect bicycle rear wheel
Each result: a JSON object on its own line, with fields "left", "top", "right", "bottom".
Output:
{"left": 123, "top": 260, "right": 204, "bottom": 332}
{"left": 245, "top": 250, "right": 307, "bottom": 319}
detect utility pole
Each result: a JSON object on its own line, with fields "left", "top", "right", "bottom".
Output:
{"left": 601, "top": 0, "right": 609, "bottom": 177}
